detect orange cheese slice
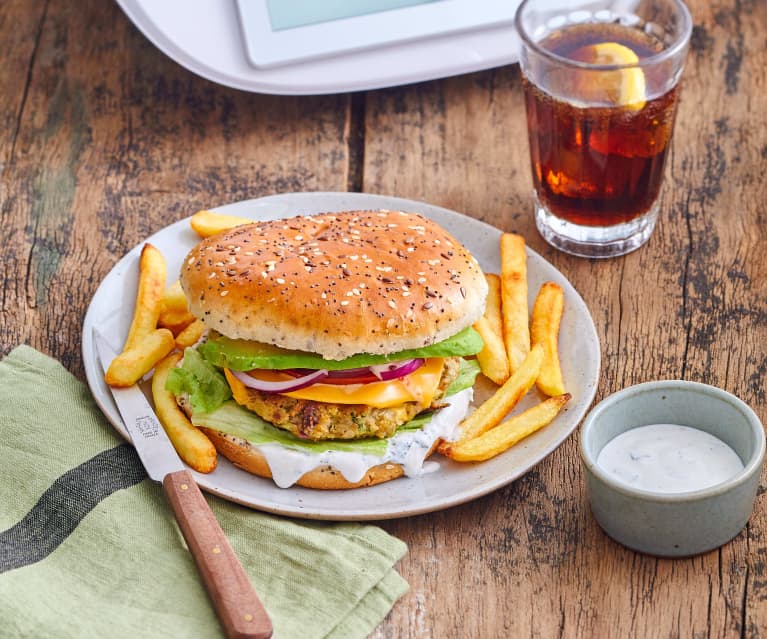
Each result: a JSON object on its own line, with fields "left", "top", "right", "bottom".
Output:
{"left": 227, "top": 358, "right": 445, "bottom": 409}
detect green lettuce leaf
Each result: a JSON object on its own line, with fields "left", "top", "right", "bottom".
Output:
{"left": 165, "top": 348, "right": 232, "bottom": 414}
{"left": 445, "top": 358, "right": 481, "bottom": 396}
{"left": 198, "top": 326, "right": 483, "bottom": 371}
{"left": 191, "top": 401, "right": 391, "bottom": 456}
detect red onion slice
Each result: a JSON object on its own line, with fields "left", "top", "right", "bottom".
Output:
{"left": 286, "top": 359, "right": 425, "bottom": 384}
{"left": 231, "top": 358, "right": 426, "bottom": 394}
{"left": 230, "top": 368, "right": 328, "bottom": 393}
{"left": 368, "top": 358, "right": 424, "bottom": 381}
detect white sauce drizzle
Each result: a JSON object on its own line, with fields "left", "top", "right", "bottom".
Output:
{"left": 596, "top": 423, "right": 744, "bottom": 494}
{"left": 259, "top": 388, "right": 473, "bottom": 488}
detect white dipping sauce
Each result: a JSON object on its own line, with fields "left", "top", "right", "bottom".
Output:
{"left": 596, "top": 423, "right": 744, "bottom": 494}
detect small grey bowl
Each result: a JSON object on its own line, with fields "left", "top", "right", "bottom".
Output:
{"left": 580, "top": 380, "right": 765, "bottom": 557}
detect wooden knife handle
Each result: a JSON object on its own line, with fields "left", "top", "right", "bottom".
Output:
{"left": 163, "top": 470, "right": 273, "bottom": 639}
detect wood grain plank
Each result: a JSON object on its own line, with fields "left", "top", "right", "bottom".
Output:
{"left": 0, "top": 0, "right": 48, "bottom": 371}
{"left": 0, "top": 0, "right": 351, "bottom": 378}
{"left": 675, "top": 1, "right": 767, "bottom": 636}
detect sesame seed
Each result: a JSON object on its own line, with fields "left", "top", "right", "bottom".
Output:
{"left": 220, "top": 290, "right": 229, "bottom": 297}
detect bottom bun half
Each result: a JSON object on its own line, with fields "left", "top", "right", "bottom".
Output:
{"left": 200, "top": 427, "right": 419, "bottom": 490}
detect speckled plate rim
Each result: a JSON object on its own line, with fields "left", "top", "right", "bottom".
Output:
{"left": 82, "top": 192, "right": 600, "bottom": 520}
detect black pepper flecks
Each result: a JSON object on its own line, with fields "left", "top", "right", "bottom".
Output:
{"left": 180, "top": 209, "right": 484, "bottom": 337}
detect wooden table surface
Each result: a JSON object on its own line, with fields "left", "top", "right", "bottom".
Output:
{"left": 3, "top": 0, "right": 766, "bottom": 636}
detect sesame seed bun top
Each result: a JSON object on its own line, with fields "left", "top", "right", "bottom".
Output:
{"left": 180, "top": 210, "right": 488, "bottom": 360}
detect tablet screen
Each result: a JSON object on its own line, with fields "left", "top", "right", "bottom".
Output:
{"left": 267, "top": 0, "right": 442, "bottom": 31}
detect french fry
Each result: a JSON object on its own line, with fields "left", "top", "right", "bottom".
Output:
{"left": 441, "top": 393, "right": 571, "bottom": 462}
{"left": 531, "top": 282, "right": 566, "bottom": 396}
{"left": 484, "top": 273, "right": 504, "bottom": 343}
{"left": 158, "top": 310, "right": 196, "bottom": 335}
{"left": 441, "top": 344, "right": 544, "bottom": 450}
{"left": 175, "top": 319, "right": 206, "bottom": 349}
{"left": 158, "top": 280, "right": 195, "bottom": 334}
{"left": 152, "top": 352, "right": 217, "bottom": 473}
{"left": 161, "top": 280, "right": 189, "bottom": 314}
{"left": 190, "top": 209, "right": 252, "bottom": 238}
{"left": 500, "top": 233, "right": 530, "bottom": 374}
{"left": 104, "top": 328, "right": 175, "bottom": 387}
{"left": 473, "top": 316, "right": 510, "bottom": 386}
{"left": 105, "top": 243, "right": 175, "bottom": 387}
{"left": 124, "top": 243, "right": 168, "bottom": 351}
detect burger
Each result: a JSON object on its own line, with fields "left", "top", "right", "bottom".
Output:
{"left": 166, "top": 209, "right": 488, "bottom": 489}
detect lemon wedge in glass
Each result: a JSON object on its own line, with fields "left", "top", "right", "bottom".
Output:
{"left": 570, "top": 42, "right": 646, "bottom": 110}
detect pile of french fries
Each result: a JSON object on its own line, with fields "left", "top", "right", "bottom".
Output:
{"left": 104, "top": 211, "right": 568, "bottom": 475}
{"left": 103, "top": 210, "right": 254, "bottom": 472}
{"left": 103, "top": 244, "right": 215, "bottom": 473}
{"left": 439, "top": 232, "right": 570, "bottom": 463}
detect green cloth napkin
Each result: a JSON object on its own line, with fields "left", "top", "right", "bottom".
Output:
{"left": 0, "top": 346, "right": 408, "bottom": 639}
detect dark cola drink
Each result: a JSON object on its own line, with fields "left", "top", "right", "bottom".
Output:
{"left": 523, "top": 23, "right": 681, "bottom": 228}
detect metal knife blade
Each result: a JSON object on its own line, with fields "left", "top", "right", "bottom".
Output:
{"left": 93, "top": 331, "right": 183, "bottom": 481}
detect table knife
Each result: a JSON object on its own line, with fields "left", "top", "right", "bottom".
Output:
{"left": 94, "top": 331, "right": 273, "bottom": 639}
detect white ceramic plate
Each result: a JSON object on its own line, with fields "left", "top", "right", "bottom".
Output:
{"left": 83, "top": 192, "right": 600, "bottom": 520}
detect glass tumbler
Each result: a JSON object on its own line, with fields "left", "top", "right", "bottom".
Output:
{"left": 515, "top": 0, "right": 692, "bottom": 258}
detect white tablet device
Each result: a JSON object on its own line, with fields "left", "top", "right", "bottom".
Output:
{"left": 235, "top": 0, "right": 517, "bottom": 69}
